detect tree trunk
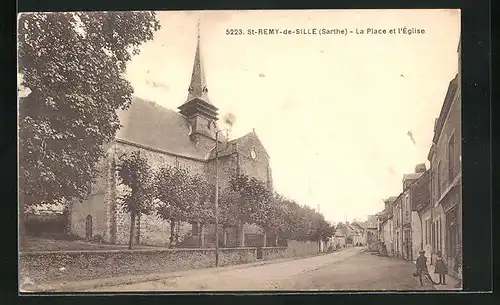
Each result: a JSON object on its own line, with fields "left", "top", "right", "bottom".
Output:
{"left": 223, "top": 227, "right": 227, "bottom": 247}
{"left": 238, "top": 220, "right": 245, "bottom": 247}
{"left": 275, "top": 234, "right": 279, "bottom": 247}
{"left": 135, "top": 213, "right": 141, "bottom": 245}
{"left": 262, "top": 231, "right": 267, "bottom": 247}
{"left": 176, "top": 220, "right": 181, "bottom": 244}
{"left": 128, "top": 212, "right": 136, "bottom": 250}
{"left": 169, "top": 219, "right": 176, "bottom": 248}
{"left": 199, "top": 222, "right": 205, "bottom": 248}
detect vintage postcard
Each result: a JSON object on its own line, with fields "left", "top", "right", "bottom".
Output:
{"left": 18, "top": 9, "right": 462, "bottom": 293}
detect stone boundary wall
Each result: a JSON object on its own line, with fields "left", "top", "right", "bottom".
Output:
{"left": 19, "top": 247, "right": 257, "bottom": 285}
{"left": 20, "top": 240, "right": 321, "bottom": 286}
{"left": 262, "top": 240, "right": 319, "bottom": 261}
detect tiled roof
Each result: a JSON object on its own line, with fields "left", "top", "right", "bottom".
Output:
{"left": 352, "top": 222, "right": 366, "bottom": 229}
{"left": 116, "top": 97, "right": 215, "bottom": 160}
{"left": 350, "top": 222, "right": 365, "bottom": 230}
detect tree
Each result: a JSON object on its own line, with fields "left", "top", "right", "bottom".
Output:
{"left": 309, "top": 212, "right": 335, "bottom": 243}
{"left": 229, "top": 174, "right": 273, "bottom": 223}
{"left": 259, "top": 192, "right": 287, "bottom": 246}
{"left": 189, "top": 174, "right": 214, "bottom": 247}
{"left": 229, "top": 174, "right": 273, "bottom": 246}
{"left": 218, "top": 186, "right": 241, "bottom": 247}
{"left": 116, "top": 150, "right": 154, "bottom": 249}
{"left": 155, "top": 165, "right": 196, "bottom": 247}
{"left": 17, "top": 12, "right": 161, "bottom": 245}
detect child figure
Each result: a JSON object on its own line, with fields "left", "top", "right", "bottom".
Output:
{"left": 434, "top": 251, "right": 448, "bottom": 285}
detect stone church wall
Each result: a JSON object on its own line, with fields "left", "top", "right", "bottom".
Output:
{"left": 238, "top": 153, "right": 271, "bottom": 188}
{"left": 113, "top": 141, "right": 206, "bottom": 247}
{"left": 70, "top": 144, "right": 114, "bottom": 242}
{"left": 205, "top": 153, "right": 239, "bottom": 191}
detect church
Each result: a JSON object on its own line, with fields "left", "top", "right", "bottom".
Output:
{"left": 69, "top": 26, "right": 273, "bottom": 248}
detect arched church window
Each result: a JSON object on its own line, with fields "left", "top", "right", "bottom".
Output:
{"left": 203, "top": 86, "right": 208, "bottom": 93}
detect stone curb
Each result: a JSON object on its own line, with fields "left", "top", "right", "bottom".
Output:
{"left": 23, "top": 250, "right": 343, "bottom": 292}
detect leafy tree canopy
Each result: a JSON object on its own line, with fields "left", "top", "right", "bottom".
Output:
{"left": 18, "top": 12, "right": 161, "bottom": 208}
{"left": 155, "top": 165, "right": 196, "bottom": 222}
{"left": 116, "top": 150, "right": 154, "bottom": 215}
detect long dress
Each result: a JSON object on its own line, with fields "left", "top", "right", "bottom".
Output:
{"left": 434, "top": 257, "right": 448, "bottom": 274}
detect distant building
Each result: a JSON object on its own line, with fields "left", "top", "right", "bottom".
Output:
{"left": 364, "top": 216, "right": 379, "bottom": 252}
{"left": 412, "top": 169, "right": 432, "bottom": 262}
{"left": 392, "top": 195, "right": 403, "bottom": 258}
{"left": 377, "top": 197, "right": 396, "bottom": 256}
{"left": 350, "top": 221, "right": 367, "bottom": 246}
{"left": 401, "top": 165, "right": 426, "bottom": 261}
{"left": 330, "top": 231, "right": 346, "bottom": 249}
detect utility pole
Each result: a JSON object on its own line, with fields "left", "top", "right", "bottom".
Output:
{"left": 214, "top": 128, "right": 229, "bottom": 267}
{"left": 215, "top": 130, "right": 220, "bottom": 267}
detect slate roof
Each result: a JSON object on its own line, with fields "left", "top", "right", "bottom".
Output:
{"left": 116, "top": 97, "right": 217, "bottom": 160}
{"left": 116, "top": 97, "right": 268, "bottom": 163}
{"left": 207, "top": 130, "right": 270, "bottom": 160}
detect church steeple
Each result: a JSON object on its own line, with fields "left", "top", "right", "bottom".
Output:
{"left": 186, "top": 19, "right": 211, "bottom": 104}
{"left": 178, "top": 19, "right": 219, "bottom": 144}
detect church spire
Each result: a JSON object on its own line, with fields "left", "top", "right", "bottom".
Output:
{"left": 185, "top": 18, "right": 211, "bottom": 104}
{"left": 178, "top": 18, "right": 219, "bottom": 143}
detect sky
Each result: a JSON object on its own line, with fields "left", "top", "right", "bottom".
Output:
{"left": 125, "top": 9, "right": 461, "bottom": 224}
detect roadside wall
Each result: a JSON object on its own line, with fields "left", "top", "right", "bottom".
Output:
{"left": 19, "top": 247, "right": 257, "bottom": 285}
{"left": 20, "top": 240, "right": 322, "bottom": 287}
{"left": 262, "top": 240, "right": 319, "bottom": 260}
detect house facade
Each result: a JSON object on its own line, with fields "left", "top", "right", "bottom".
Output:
{"left": 373, "top": 37, "right": 461, "bottom": 282}
{"left": 428, "top": 45, "right": 461, "bottom": 277}
{"left": 392, "top": 195, "right": 403, "bottom": 258}
{"left": 412, "top": 169, "right": 432, "bottom": 262}
{"left": 69, "top": 28, "right": 273, "bottom": 248}
{"left": 376, "top": 197, "right": 396, "bottom": 256}
{"left": 330, "top": 231, "right": 346, "bottom": 249}
{"left": 401, "top": 165, "right": 426, "bottom": 261}
{"left": 351, "top": 222, "right": 367, "bottom": 246}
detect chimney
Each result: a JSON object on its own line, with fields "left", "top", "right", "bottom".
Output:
{"left": 414, "top": 163, "right": 427, "bottom": 173}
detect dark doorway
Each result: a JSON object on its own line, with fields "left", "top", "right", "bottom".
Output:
{"left": 85, "top": 215, "right": 93, "bottom": 240}
{"left": 256, "top": 246, "right": 263, "bottom": 259}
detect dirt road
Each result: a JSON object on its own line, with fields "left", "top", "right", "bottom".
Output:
{"left": 88, "top": 247, "right": 434, "bottom": 291}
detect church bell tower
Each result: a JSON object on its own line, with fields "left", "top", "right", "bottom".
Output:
{"left": 178, "top": 19, "right": 220, "bottom": 145}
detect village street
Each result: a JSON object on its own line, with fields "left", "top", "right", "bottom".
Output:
{"left": 87, "top": 248, "right": 434, "bottom": 292}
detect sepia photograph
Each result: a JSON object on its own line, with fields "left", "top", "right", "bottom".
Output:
{"left": 18, "top": 9, "right": 462, "bottom": 293}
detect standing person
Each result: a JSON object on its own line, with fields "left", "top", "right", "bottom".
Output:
{"left": 415, "top": 250, "right": 437, "bottom": 286}
{"left": 434, "top": 251, "right": 448, "bottom": 285}
{"left": 415, "top": 250, "right": 428, "bottom": 286}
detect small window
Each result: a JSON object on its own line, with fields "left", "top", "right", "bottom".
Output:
{"left": 448, "top": 133, "right": 456, "bottom": 181}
